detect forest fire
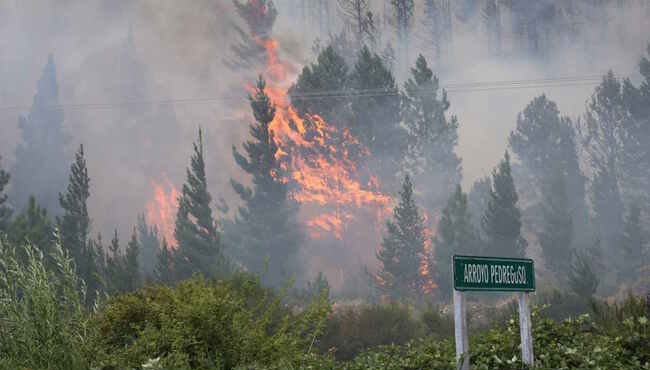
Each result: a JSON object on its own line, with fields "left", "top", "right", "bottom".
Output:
{"left": 145, "top": 177, "right": 180, "bottom": 247}
{"left": 255, "top": 37, "right": 392, "bottom": 240}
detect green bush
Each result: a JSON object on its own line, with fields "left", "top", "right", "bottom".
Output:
{"left": 317, "top": 303, "right": 424, "bottom": 361}
{"left": 91, "top": 273, "right": 331, "bottom": 370}
{"left": 342, "top": 304, "right": 650, "bottom": 370}
{"left": 0, "top": 237, "right": 92, "bottom": 370}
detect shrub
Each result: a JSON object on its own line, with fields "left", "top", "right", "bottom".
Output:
{"left": 0, "top": 237, "right": 92, "bottom": 370}
{"left": 91, "top": 272, "right": 331, "bottom": 370}
{"left": 317, "top": 303, "right": 423, "bottom": 361}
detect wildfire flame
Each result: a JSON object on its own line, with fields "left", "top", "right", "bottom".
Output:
{"left": 419, "top": 211, "right": 439, "bottom": 293}
{"left": 253, "top": 37, "right": 392, "bottom": 240}
{"left": 146, "top": 177, "right": 180, "bottom": 248}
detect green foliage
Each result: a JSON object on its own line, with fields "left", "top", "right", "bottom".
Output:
{"left": 401, "top": 54, "right": 460, "bottom": 211}
{"left": 290, "top": 45, "right": 349, "bottom": 123}
{"left": 229, "top": 77, "right": 304, "bottom": 288}
{"left": 481, "top": 151, "right": 527, "bottom": 258}
{"left": 434, "top": 185, "right": 479, "bottom": 300}
{"left": 0, "top": 237, "right": 92, "bottom": 370}
{"left": 349, "top": 46, "right": 404, "bottom": 181}
{"left": 137, "top": 214, "right": 161, "bottom": 282}
{"left": 568, "top": 245, "right": 602, "bottom": 300}
{"left": 155, "top": 239, "right": 175, "bottom": 285}
{"left": 8, "top": 196, "right": 55, "bottom": 257}
{"left": 318, "top": 303, "right": 423, "bottom": 361}
{"left": 377, "top": 175, "right": 427, "bottom": 301}
{"left": 58, "top": 144, "right": 101, "bottom": 306}
{"left": 341, "top": 303, "right": 650, "bottom": 370}
{"left": 175, "top": 128, "right": 226, "bottom": 281}
{"left": 0, "top": 156, "right": 10, "bottom": 232}
{"left": 91, "top": 273, "right": 331, "bottom": 370}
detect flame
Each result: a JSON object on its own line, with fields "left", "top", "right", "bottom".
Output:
{"left": 419, "top": 212, "right": 440, "bottom": 293}
{"left": 146, "top": 177, "right": 180, "bottom": 248}
{"left": 254, "top": 37, "right": 392, "bottom": 241}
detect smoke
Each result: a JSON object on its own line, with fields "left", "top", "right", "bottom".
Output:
{"left": 1, "top": 0, "right": 649, "bottom": 291}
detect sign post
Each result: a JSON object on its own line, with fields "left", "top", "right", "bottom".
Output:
{"left": 452, "top": 255, "right": 536, "bottom": 369}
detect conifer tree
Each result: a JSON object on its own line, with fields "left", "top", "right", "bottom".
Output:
{"left": 173, "top": 128, "right": 224, "bottom": 280}
{"left": 509, "top": 95, "right": 588, "bottom": 248}
{"left": 620, "top": 203, "right": 646, "bottom": 283}
{"left": 11, "top": 55, "right": 69, "bottom": 215}
{"left": 155, "top": 239, "right": 174, "bottom": 285}
{"left": 377, "top": 175, "right": 426, "bottom": 300}
{"left": 58, "top": 144, "right": 99, "bottom": 304}
{"left": 538, "top": 170, "right": 573, "bottom": 278}
{"left": 9, "top": 196, "right": 54, "bottom": 257}
{"left": 0, "top": 157, "right": 11, "bottom": 232}
{"left": 230, "top": 77, "right": 303, "bottom": 287}
{"left": 568, "top": 242, "right": 603, "bottom": 299}
{"left": 401, "top": 55, "right": 461, "bottom": 210}
{"left": 105, "top": 230, "right": 124, "bottom": 295}
{"left": 350, "top": 47, "right": 405, "bottom": 182}
{"left": 481, "top": 151, "right": 527, "bottom": 258}
{"left": 433, "top": 185, "right": 478, "bottom": 300}
{"left": 137, "top": 214, "right": 160, "bottom": 281}
{"left": 289, "top": 45, "right": 349, "bottom": 123}
{"left": 124, "top": 228, "right": 141, "bottom": 291}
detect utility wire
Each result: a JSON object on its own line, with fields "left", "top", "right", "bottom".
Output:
{"left": 0, "top": 74, "right": 607, "bottom": 114}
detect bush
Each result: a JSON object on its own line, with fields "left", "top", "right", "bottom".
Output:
{"left": 317, "top": 303, "right": 424, "bottom": 361}
{"left": 0, "top": 237, "right": 92, "bottom": 370}
{"left": 91, "top": 273, "right": 331, "bottom": 370}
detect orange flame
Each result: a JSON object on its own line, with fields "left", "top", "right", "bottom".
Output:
{"left": 255, "top": 37, "right": 392, "bottom": 240}
{"left": 146, "top": 177, "right": 180, "bottom": 248}
{"left": 419, "top": 211, "right": 440, "bottom": 293}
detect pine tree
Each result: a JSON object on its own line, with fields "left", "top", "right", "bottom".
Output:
{"left": 230, "top": 77, "right": 303, "bottom": 287}
{"left": 173, "top": 128, "right": 224, "bottom": 280}
{"left": 377, "top": 175, "right": 426, "bottom": 300}
{"left": 350, "top": 47, "right": 405, "bottom": 182}
{"left": 481, "top": 151, "right": 527, "bottom": 258}
{"left": 620, "top": 203, "right": 646, "bottom": 283}
{"left": 58, "top": 144, "right": 98, "bottom": 305}
{"left": 401, "top": 55, "right": 461, "bottom": 210}
{"left": 10, "top": 55, "right": 69, "bottom": 215}
{"left": 105, "top": 230, "right": 124, "bottom": 295}
{"left": 8, "top": 196, "right": 54, "bottom": 256}
{"left": 468, "top": 176, "right": 491, "bottom": 235}
{"left": 124, "top": 228, "right": 141, "bottom": 291}
{"left": 155, "top": 239, "right": 175, "bottom": 285}
{"left": 583, "top": 72, "right": 629, "bottom": 265}
{"left": 0, "top": 157, "right": 11, "bottom": 232}
{"left": 538, "top": 170, "right": 573, "bottom": 279}
{"left": 289, "top": 45, "right": 349, "bottom": 123}
{"left": 137, "top": 214, "right": 161, "bottom": 282}
{"left": 433, "top": 185, "right": 478, "bottom": 300}
{"left": 568, "top": 242, "right": 603, "bottom": 299}
{"left": 509, "top": 95, "right": 588, "bottom": 248}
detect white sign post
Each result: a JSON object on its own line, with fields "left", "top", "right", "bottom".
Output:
{"left": 453, "top": 290, "right": 470, "bottom": 370}
{"left": 452, "top": 255, "right": 536, "bottom": 370}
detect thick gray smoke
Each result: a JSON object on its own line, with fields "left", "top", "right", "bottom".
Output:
{"left": 1, "top": 0, "right": 649, "bottom": 291}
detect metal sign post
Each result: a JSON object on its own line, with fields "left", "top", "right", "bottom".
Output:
{"left": 452, "top": 255, "right": 536, "bottom": 369}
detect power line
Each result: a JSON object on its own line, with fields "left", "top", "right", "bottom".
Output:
{"left": 0, "top": 74, "right": 608, "bottom": 114}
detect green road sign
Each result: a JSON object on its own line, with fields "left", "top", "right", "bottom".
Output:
{"left": 453, "top": 255, "right": 535, "bottom": 292}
